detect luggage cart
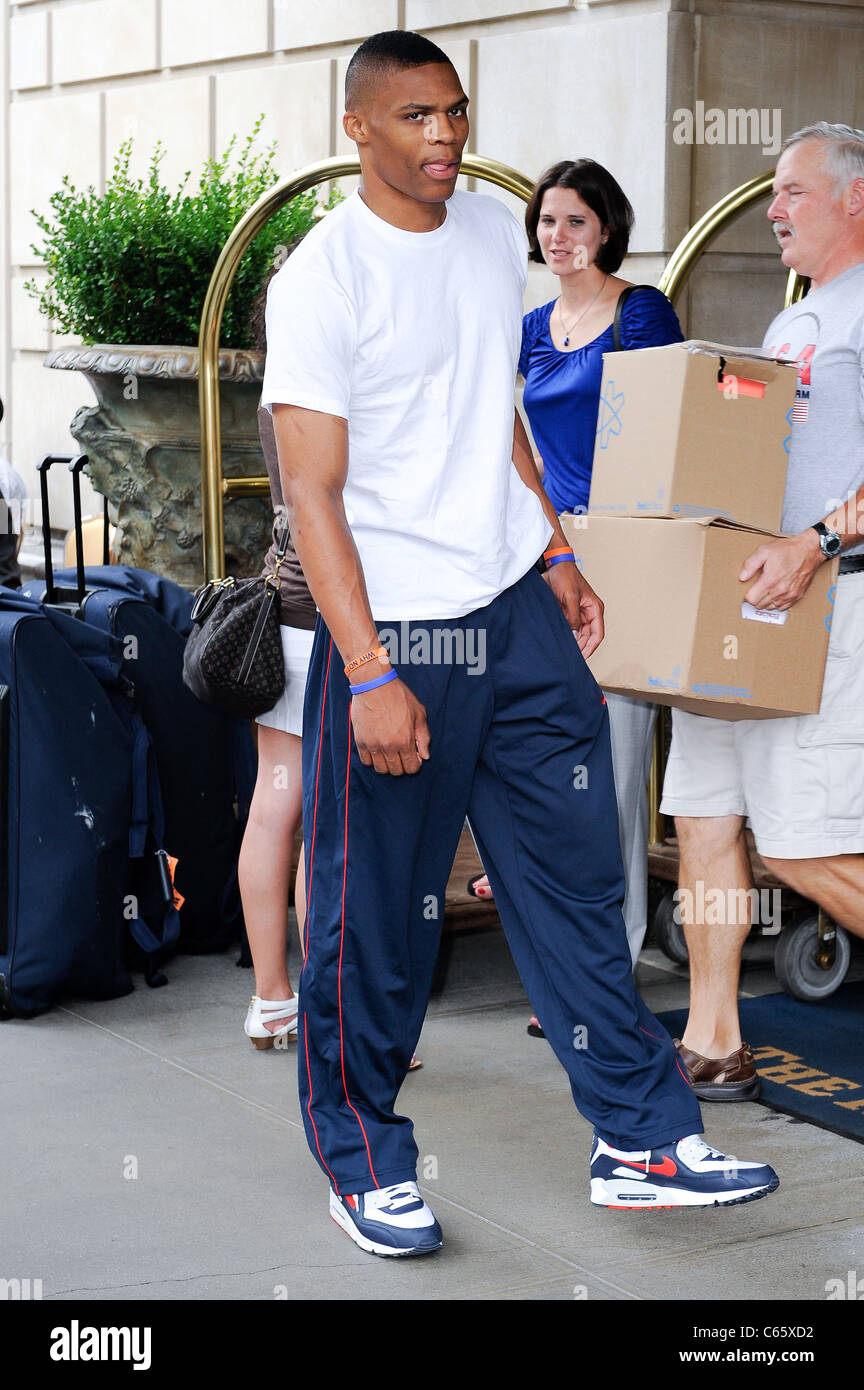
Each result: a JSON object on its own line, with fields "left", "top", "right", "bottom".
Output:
{"left": 647, "top": 710, "right": 852, "bottom": 1002}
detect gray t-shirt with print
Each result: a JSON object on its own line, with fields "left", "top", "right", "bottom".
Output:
{"left": 762, "top": 260, "right": 864, "bottom": 557}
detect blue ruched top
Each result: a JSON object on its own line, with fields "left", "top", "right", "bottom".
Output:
{"left": 518, "top": 286, "right": 684, "bottom": 513}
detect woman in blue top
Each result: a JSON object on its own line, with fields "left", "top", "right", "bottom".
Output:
{"left": 519, "top": 159, "right": 683, "bottom": 513}
{"left": 471, "top": 159, "right": 683, "bottom": 1020}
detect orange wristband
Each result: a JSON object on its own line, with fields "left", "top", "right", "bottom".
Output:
{"left": 544, "top": 546, "right": 575, "bottom": 559}
{"left": 343, "top": 646, "right": 390, "bottom": 679}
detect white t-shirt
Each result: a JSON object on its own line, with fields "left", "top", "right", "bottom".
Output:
{"left": 261, "top": 187, "right": 551, "bottom": 620}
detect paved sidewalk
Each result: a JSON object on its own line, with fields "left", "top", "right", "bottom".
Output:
{"left": 3, "top": 926, "right": 862, "bottom": 1301}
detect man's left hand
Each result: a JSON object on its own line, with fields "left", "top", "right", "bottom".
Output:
{"left": 739, "top": 531, "right": 824, "bottom": 611}
{"left": 546, "top": 562, "right": 605, "bottom": 657}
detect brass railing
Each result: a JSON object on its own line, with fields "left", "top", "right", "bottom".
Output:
{"left": 659, "top": 170, "right": 805, "bottom": 307}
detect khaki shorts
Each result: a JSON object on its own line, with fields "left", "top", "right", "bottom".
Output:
{"left": 660, "top": 573, "right": 864, "bottom": 859}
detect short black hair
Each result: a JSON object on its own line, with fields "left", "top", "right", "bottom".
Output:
{"left": 525, "top": 159, "right": 634, "bottom": 274}
{"left": 345, "top": 30, "right": 455, "bottom": 111}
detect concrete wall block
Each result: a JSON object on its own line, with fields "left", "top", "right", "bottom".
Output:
{"left": 216, "top": 60, "right": 333, "bottom": 176}
{"left": 407, "top": 0, "right": 572, "bottom": 28}
{"left": 10, "top": 95, "right": 102, "bottom": 266}
{"left": 12, "top": 271, "right": 51, "bottom": 353}
{"left": 162, "top": 0, "right": 270, "bottom": 69}
{"left": 10, "top": 11, "right": 49, "bottom": 92}
{"left": 665, "top": 10, "right": 696, "bottom": 250}
{"left": 689, "top": 14, "right": 864, "bottom": 252}
{"left": 11, "top": 356, "right": 101, "bottom": 531}
{"left": 274, "top": 0, "right": 398, "bottom": 52}
{"left": 105, "top": 77, "right": 211, "bottom": 191}
{"left": 475, "top": 16, "right": 670, "bottom": 253}
{"left": 54, "top": 0, "right": 159, "bottom": 86}
{"left": 688, "top": 259, "right": 792, "bottom": 353}
{"left": 704, "top": 199, "right": 780, "bottom": 269}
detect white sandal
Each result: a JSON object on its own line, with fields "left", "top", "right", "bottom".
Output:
{"left": 244, "top": 993, "right": 299, "bottom": 1050}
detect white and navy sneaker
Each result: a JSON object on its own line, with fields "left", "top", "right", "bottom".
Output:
{"left": 590, "top": 1133, "right": 779, "bottom": 1209}
{"left": 329, "top": 1181, "right": 443, "bottom": 1257}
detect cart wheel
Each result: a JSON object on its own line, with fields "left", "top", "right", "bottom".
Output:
{"left": 653, "top": 889, "right": 689, "bottom": 965}
{"left": 774, "top": 914, "right": 851, "bottom": 1001}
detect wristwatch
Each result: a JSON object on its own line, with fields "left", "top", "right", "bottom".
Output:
{"left": 811, "top": 521, "right": 843, "bottom": 559}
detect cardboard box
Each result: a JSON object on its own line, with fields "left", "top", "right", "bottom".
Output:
{"left": 560, "top": 514, "right": 838, "bottom": 719}
{"left": 589, "top": 341, "right": 798, "bottom": 532}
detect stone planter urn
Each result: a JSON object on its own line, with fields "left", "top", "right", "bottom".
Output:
{"left": 44, "top": 344, "right": 270, "bottom": 590}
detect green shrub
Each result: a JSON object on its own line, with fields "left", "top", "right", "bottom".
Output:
{"left": 25, "top": 117, "right": 340, "bottom": 348}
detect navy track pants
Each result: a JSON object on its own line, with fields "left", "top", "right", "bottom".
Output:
{"left": 298, "top": 565, "right": 702, "bottom": 1194}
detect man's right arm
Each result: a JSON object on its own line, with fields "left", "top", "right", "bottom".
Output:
{"left": 271, "top": 402, "right": 430, "bottom": 776}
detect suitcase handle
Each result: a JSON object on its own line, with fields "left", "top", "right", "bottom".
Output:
{"left": 37, "top": 454, "right": 75, "bottom": 605}
{"left": 37, "top": 454, "right": 108, "bottom": 605}
{"left": 68, "top": 456, "right": 87, "bottom": 603}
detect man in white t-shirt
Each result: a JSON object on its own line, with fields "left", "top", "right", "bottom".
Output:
{"left": 262, "top": 29, "right": 778, "bottom": 1257}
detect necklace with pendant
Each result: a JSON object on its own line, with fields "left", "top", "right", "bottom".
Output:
{"left": 560, "top": 274, "right": 608, "bottom": 346}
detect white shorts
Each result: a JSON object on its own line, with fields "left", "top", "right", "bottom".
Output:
{"left": 660, "top": 573, "right": 864, "bottom": 859}
{"left": 255, "top": 624, "right": 316, "bottom": 738}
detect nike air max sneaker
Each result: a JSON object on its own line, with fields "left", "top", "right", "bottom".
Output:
{"left": 589, "top": 1133, "right": 779, "bottom": 1209}
{"left": 329, "top": 1181, "right": 443, "bottom": 1256}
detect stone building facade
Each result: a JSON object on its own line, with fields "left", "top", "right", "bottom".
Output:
{"left": 1, "top": 0, "right": 863, "bottom": 531}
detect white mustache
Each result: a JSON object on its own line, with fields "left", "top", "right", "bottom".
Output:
{"left": 773, "top": 223, "right": 794, "bottom": 243}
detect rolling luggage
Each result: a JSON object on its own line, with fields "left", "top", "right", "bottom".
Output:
{"left": 64, "top": 567, "right": 255, "bottom": 952}
{"left": 23, "top": 455, "right": 255, "bottom": 953}
{"left": 0, "top": 591, "right": 178, "bottom": 1016}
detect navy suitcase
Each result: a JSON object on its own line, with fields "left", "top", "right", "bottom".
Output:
{"left": 60, "top": 567, "right": 256, "bottom": 952}
{"left": 0, "top": 592, "right": 178, "bottom": 1016}
{"left": 23, "top": 455, "right": 256, "bottom": 953}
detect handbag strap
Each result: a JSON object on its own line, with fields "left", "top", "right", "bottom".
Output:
{"left": 233, "top": 519, "right": 291, "bottom": 687}
{"left": 237, "top": 582, "right": 280, "bottom": 686}
{"left": 612, "top": 285, "right": 654, "bottom": 352}
{"left": 274, "top": 521, "right": 290, "bottom": 559}
{"left": 263, "top": 521, "right": 291, "bottom": 591}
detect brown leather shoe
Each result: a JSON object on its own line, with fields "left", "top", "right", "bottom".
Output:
{"left": 674, "top": 1038, "right": 762, "bottom": 1102}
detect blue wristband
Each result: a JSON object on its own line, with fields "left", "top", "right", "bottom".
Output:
{"left": 546, "top": 553, "right": 576, "bottom": 567}
{"left": 349, "top": 668, "right": 398, "bottom": 695}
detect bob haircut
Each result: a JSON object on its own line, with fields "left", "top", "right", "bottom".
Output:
{"left": 525, "top": 159, "right": 634, "bottom": 274}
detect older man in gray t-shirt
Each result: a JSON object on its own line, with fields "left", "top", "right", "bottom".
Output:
{"left": 768, "top": 264, "right": 864, "bottom": 557}
{"left": 660, "top": 122, "right": 864, "bottom": 1102}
